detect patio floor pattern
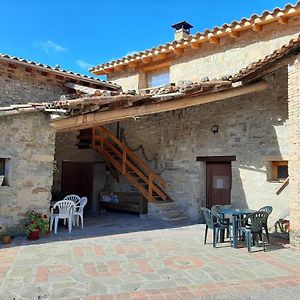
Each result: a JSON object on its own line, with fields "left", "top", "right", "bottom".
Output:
{"left": 0, "top": 214, "right": 300, "bottom": 299}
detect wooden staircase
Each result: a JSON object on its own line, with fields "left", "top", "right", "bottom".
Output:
{"left": 79, "top": 126, "right": 172, "bottom": 203}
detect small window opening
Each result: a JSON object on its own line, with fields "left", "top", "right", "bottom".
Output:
{"left": 147, "top": 69, "right": 170, "bottom": 88}
{"left": 272, "top": 161, "right": 288, "bottom": 181}
{"left": 0, "top": 158, "right": 10, "bottom": 186}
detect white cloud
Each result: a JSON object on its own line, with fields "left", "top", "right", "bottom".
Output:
{"left": 76, "top": 59, "right": 93, "bottom": 70}
{"left": 33, "top": 40, "right": 67, "bottom": 54}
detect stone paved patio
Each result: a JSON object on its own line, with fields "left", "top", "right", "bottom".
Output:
{"left": 0, "top": 212, "right": 300, "bottom": 299}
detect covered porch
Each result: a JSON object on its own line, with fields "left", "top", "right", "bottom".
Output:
{"left": 46, "top": 39, "right": 300, "bottom": 248}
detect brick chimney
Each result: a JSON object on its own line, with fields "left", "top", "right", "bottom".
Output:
{"left": 171, "top": 21, "right": 193, "bottom": 41}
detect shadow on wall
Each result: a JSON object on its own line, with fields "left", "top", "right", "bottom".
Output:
{"left": 100, "top": 68, "right": 289, "bottom": 229}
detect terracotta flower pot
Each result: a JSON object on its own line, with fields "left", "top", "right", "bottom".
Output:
{"left": 28, "top": 230, "right": 40, "bottom": 241}
{"left": 2, "top": 235, "right": 12, "bottom": 244}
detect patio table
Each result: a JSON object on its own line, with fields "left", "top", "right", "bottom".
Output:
{"left": 220, "top": 208, "right": 255, "bottom": 248}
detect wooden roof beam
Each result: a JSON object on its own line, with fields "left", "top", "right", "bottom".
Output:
{"left": 190, "top": 42, "right": 201, "bottom": 49}
{"left": 174, "top": 48, "right": 184, "bottom": 55}
{"left": 51, "top": 81, "right": 268, "bottom": 132}
{"left": 208, "top": 36, "right": 220, "bottom": 44}
{"left": 278, "top": 16, "right": 288, "bottom": 25}
{"left": 252, "top": 23, "right": 263, "bottom": 32}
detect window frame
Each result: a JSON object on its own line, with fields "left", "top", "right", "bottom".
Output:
{"left": 0, "top": 158, "right": 10, "bottom": 186}
{"left": 272, "top": 161, "right": 288, "bottom": 182}
{"left": 0, "top": 158, "right": 5, "bottom": 176}
{"left": 146, "top": 68, "right": 170, "bottom": 88}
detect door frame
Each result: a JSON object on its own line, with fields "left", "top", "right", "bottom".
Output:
{"left": 201, "top": 156, "right": 236, "bottom": 208}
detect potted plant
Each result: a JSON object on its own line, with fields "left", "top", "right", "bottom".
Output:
{"left": 21, "top": 211, "right": 49, "bottom": 240}
{"left": 0, "top": 226, "right": 12, "bottom": 244}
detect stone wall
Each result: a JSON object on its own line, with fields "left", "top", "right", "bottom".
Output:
{"left": 113, "top": 68, "right": 289, "bottom": 228}
{"left": 288, "top": 56, "right": 300, "bottom": 248}
{"left": 53, "top": 131, "right": 106, "bottom": 211}
{"left": 0, "top": 62, "right": 71, "bottom": 106}
{"left": 108, "top": 16, "right": 300, "bottom": 91}
{"left": 0, "top": 112, "right": 55, "bottom": 230}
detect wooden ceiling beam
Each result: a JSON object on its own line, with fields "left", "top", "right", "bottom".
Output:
{"left": 190, "top": 42, "right": 201, "bottom": 49}
{"left": 252, "top": 23, "right": 263, "bottom": 32}
{"left": 278, "top": 16, "right": 288, "bottom": 25}
{"left": 173, "top": 48, "right": 184, "bottom": 55}
{"left": 208, "top": 37, "right": 220, "bottom": 44}
{"left": 141, "top": 56, "right": 153, "bottom": 63}
{"left": 128, "top": 61, "right": 138, "bottom": 68}
{"left": 51, "top": 81, "right": 268, "bottom": 132}
{"left": 115, "top": 65, "right": 126, "bottom": 71}
{"left": 229, "top": 30, "right": 240, "bottom": 38}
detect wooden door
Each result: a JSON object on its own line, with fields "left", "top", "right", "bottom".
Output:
{"left": 61, "top": 161, "right": 94, "bottom": 211}
{"left": 206, "top": 163, "right": 232, "bottom": 208}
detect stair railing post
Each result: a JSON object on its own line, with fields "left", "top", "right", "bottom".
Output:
{"left": 92, "top": 127, "right": 96, "bottom": 149}
{"left": 122, "top": 147, "right": 127, "bottom": 175}
{"left": 148, "top": 172, "right": 153, "bottom": 201}
{"left": 100, "top": 135, "right": 104, "bottom": 154}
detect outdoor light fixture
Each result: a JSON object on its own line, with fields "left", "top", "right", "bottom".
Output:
{"left": 211, "top": 125, "right": 219, "bottom": 134}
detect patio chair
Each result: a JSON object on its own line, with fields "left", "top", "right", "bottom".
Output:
{"left": 240, "top": 211, "right": 269, "bottom": 252}
{"left": 211, "top": 204, "right": 230, "bottom": 238}
{"left": 63, "top": 194, "right": 81, "bottom": 206}
{"left": 73, "top": 197, "right": 88, "bottom": 228}
{"left": 259, "top": 206, "right": 273, "bottom": 243}
{"left": 201, "top": 207, "right": 231, "bottom": 247}
{"left": 50, "top": 200, "right": 75, "bottom": 234}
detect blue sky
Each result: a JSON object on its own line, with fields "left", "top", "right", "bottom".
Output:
{"left": 0, "top": 0, "right": 293, "bottom": 78}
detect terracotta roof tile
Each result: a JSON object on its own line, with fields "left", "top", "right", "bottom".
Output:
{"left": 233, "top": 34, "right": 300, "bottom": 81}
{"left": 90, "top": 1, "right": 300, "bottom": 75}
{"left": 0, "top": 81, "right": 233, "bottom": 117}
{"left": 0, "top": 53, "right": 120, "bottom": 90}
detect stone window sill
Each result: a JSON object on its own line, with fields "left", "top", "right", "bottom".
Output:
{"left": 268, "top": 180, "right": 286, "bottom": 184}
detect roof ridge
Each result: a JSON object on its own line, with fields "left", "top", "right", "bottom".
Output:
{"left": 233, "top": 33, "right": 300, "bottom": 81}
{"left": 90, "top": 1, "right": 300, "bottom": 75}
{"left": 0, "top": 52, "right": 120, "bottom": 89}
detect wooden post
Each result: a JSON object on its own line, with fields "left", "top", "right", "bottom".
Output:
{"left": 92, "top": 127, "right": 96, "bottom": 149}
{"left": 122, "top": 148, "right": 127, "bottom": 175}
{"left": 100, "top": 135, "right": 104, "bottom": 154}
{"left": 148, "top": 172, "right": 153, "bottom": 201}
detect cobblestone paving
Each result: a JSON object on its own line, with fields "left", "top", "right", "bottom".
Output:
{"left": 0, "top": 213, "right": 300, "bottom": 299}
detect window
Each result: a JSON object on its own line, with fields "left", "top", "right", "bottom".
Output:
{"left": 272, "top": 161, "right": 288, "bottom": 181}
{"left": 147, "top": 69, "right": 170, "bottom": 88}
{"left": 0, "top": 159, "right": 4, "bottom": 176}
{"left": 0, "top": 158, "right": 10, "bottom": 186}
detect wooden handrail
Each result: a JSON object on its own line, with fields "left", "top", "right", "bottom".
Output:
{"left": 92, "top": 125, "right": 169, "bottom": 202}
{"left": 276, "top": 176, "right": 289, "bottom": 195}
{"left": 94, "top": 126, "right": 166, "bottom": 187}
{"left": 101, "top": 137, "right": 166, "bottom": 199}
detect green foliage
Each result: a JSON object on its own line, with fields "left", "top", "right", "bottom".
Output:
{"left": 20, "top": 211, "right": 49, "bottom": 236}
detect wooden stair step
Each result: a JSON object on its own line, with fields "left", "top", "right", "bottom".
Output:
{"left": 90, "top": 126, "right": 173, "bottom": 203}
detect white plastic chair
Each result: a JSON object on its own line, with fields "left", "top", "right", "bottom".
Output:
{"left": 73, "top": 197, "right": 88, "bottom": 228}
{"left": 50, "top": 200, "right": 75, "bottom": 234}
{"left": 63, "top": 194, "right": 81, "bottom": 206}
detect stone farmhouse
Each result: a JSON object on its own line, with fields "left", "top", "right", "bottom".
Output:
{"left": 1, "top": 2, "right": 300, "bottom": 248}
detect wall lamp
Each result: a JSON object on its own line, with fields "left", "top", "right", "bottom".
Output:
{"left": 211, "top": 125, "right": 219, "bottom": 134}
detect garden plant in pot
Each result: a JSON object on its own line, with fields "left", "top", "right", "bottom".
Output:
{"left": 0, "top": 226, "right": 12, "bottom": 244}
{"left": 21, "top": 211, "right": 49, "bottom": 240}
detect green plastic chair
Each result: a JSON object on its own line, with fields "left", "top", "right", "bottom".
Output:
{"left": 259, "top": 206, "right": 273, "bottom": 243}
{"left": 241, "top": 211, "right": 269, "bottom": 252}
{"left": 201, "top": 207, "right": 231, "bottom": 247}
{"left": 211, "top": 205, "right": 230, "bottom": 238}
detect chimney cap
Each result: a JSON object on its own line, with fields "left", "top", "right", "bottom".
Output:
{"left": 171, "top": 21, "right": 193, "bottom": 31}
